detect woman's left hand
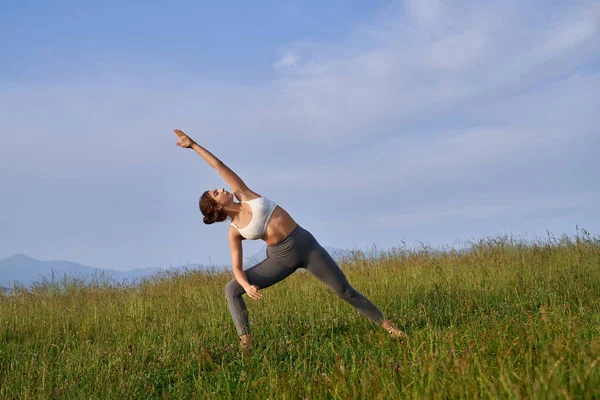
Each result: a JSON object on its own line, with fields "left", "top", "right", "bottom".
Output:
{"left": 245, "top": 285, "right": 262, "bottom": 301}
{"left": 173, "top": 129, "right": 196, "bottom": 148}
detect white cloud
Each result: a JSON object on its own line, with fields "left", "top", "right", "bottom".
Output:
{"left": 252, "top": 1, "right": 598, "bottom": 147}
{"left": 538, "top": 6, "right": 600, "bottom": 57}
{"left": 274, "top": 52, "right": 300, "bottom": 69}
{"left": 359, "top": 193, "right": 593, "bottom": 229}
{"left": 405, "top": 0, "right": 443, "bottom": 28}
{"left": 3, "top": 1, "right": 598, "bottom": 165}
{"left": 425, "top": 29, "right": 486, "bottom": 71}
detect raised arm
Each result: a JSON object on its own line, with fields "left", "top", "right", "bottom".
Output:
{"left": 173, "top": 129, "right": 258, "bottom": 201}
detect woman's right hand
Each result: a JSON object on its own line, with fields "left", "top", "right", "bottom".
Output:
{"left": 173, "top": 129, "right": 196, "bottom": 148}
{"left": 245, "top": 285, "right": 262, "bottom": 301}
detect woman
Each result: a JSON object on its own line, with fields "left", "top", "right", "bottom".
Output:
{"left": 173, "top": 129, "right": 406, "bottom": 350}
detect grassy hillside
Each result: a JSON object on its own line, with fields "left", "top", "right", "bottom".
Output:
{"left": 1, "top": 231, "right": 599, "bottom": 399}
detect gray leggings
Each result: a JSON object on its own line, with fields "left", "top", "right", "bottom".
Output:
{"left": 225, "top": 224, "right": 385, "bottom": 336}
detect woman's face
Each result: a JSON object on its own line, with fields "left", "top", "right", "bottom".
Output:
{"left": 209, "top": 188, "right": 233, "bottom": 206}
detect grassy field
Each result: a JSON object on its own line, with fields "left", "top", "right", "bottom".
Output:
{"left": 1, "top": 231, "right": 599, "bottom": 399}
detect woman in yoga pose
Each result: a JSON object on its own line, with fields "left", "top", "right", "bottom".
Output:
{"left": 173, "top": 129, "right": 406, "bottom": 350}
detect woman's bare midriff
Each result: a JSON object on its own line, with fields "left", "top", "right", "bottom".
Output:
{"left": 261, "top": 206, "right": 298, "bottom": 246}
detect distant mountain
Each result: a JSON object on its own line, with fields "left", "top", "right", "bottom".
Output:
{"left": 0, "top": 246, "right": 353, "bottom": 290}
{"left": 0, "top": 254, "right": 164, "bottom": 289}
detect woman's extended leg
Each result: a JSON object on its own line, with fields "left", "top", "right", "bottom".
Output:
{"left": 304, "top": 243, "right": 385, "bottom": 325}
{"left": 224, "top": 257, "right": 296, "bottom": 338}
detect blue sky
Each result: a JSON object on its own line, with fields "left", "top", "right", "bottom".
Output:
{"left": 1, "top": 0, "right": 599, "bottom": 271}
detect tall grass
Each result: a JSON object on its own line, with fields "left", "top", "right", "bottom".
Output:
{"left": 1, "top": 231, "right": 599, "bottom": 399}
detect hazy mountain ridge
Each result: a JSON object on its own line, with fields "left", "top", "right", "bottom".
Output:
{"left": 0, "top": 247, "right": 353, "bottom": 289}
{"left": 0, "top": 254, "right": 164, "bottom": 289}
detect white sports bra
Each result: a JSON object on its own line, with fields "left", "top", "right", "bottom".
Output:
{"left": 230, "top": 196, "right": 278, "bottom": 240}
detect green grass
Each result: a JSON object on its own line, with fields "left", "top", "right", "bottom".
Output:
{"left": 1, "top": 231, "right": 599, "bottom": 399}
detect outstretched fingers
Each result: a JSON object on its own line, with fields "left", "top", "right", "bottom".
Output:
{"left": 173, "top": 129, "right": 188, "bottom": 147}
{"left": 173, "top": 129, "right": 184, "bottom": 137}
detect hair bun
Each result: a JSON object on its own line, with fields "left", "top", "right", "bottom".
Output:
{"left": 199, "top": 191, "right": 227, "bottom": 225}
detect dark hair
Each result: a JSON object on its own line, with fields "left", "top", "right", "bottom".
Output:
{"left": 199, "top": 190, "right": 229, "bottom": 225}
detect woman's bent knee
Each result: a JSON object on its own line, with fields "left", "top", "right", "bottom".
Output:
{"left": 225, "top": 278, "right": 243, "bottom": 299}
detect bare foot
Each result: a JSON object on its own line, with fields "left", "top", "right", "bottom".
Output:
{"left": 239, "top": 334, "right": 252, "bottom": 351}
{"left": 381, "top": 320, "right": 407, "bottom": 339}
